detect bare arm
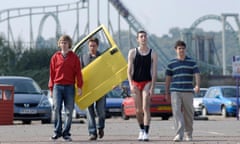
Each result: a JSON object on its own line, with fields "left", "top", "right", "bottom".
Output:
{"left": 150, "top": 51, "right": 158, "bottom": 95}
{"left": 127, "top": 49, "right": 135, "bottom": 93}
{"left": 194, "top": 73, "right": 200, "bottom": 93}
{"left": 165, "top": 75, "right": 172, "bottom": 101}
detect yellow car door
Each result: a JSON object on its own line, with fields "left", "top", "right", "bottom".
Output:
{"left": 72, "top": 25, "right": 127, "bottom": 109}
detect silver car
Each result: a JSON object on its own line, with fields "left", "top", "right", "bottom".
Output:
{"left": 0, "top": 76, "right": 52, "bottom": 124}
{"left": 193, "top": 88, "right": 208, "bottom": 116}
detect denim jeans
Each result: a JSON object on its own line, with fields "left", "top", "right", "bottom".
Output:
{"left": 53, "top": 84, "right": 74, "bottom": 137}
{"left": 87, "top": 95, "right": 106, "bottom": 135}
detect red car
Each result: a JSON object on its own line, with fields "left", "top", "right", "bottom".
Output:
{"left": 121, "top": 82, "right": 172, "bottom": 120}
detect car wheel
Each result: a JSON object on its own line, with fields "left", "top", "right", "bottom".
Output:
{"left": 105, "top": 112, "right": 112, "bottom": 119}
{"left": 121, "top": 106, "right": 129, "bottom": 120}
{"left": 75, "top": 113, "right": 80, "bottom": 119}
{"left": 238, "top": 107, "right": 240, "bottom": 117}
{"left": 42, "top": 118, "right": 51, "bottom": 124}
{"left": 161, "top": 116, "right": 169, "bottom": 120}
{"left": 22, "top": 120, "right": 31, "bottom": 124}
{"left": 79, "top": 119, "right": 85, "bottom": 124}
{"left": 221, "top": 106, "right": 227, "bottom": 118}
{"left": 202, "top": 107, "right": 208, "bottom": 117}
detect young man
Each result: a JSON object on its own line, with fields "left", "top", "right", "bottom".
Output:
{"left": 81, "top": 37, "right": 106, "bottom": 141}
{"left": 127, "top": 31, "right": 158, "bottom": 141}
{"left": 48, "top": 35, "right": 83, "bottom": 142}
{"left": 165, "top": 40, "right": 200, "bottom": 142}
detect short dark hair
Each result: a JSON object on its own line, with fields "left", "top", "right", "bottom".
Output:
{"left": 88, "top": 37, "right": 99, "bottom": 46}
{"left": 174, "top": 40, "right": 186, "bottom": 49}
{"left": 137, "top": 30, "right": 147, "bottom": 38}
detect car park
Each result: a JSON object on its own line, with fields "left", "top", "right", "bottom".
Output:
{"left": 121, "top": 82, "right": 172, "bottom": 120}
{"left": 193, "top": 88, "right": 208, "bottom": 116}
{"left": 0, "top": 76, "right": 52, "bottom": 124}
{"left": 202, "top": 85, "right": 240, "bottom": 117}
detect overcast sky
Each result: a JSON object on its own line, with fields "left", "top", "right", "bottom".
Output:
{"left": 122, "top": 0, "right": 240, "bottom": 36}
{"left": 0, "top": 0, "right": 240, "bottom": 39}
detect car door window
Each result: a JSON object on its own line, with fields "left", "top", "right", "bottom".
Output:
{"left": 74, "top": 29, "right": 111, "bottom": 68}
{"left": 214, "top": 89, "right": 221, "bottom": 98}
{"left": 222, "top": 87, "right": 236, "bottom": 97}
{"left": 207, "top": 88, "right": 217, "bottom": 98}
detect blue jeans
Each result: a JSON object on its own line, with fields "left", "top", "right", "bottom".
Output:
{"left": 53, "top": 84, "right": 74, "bottom": 137}
{"left": 87, "top": 95, "right": 106, "bottom": 135}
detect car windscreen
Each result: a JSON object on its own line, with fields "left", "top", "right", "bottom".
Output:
{"left": 0, "top": 78, "right": 42, "bottom": 94}
{"left": 194, "top": 90, "right": 206, "bottom": 98}
{"left": 75, "top": 29, "right": 112, "bottom": 68}
{"left": 154, "top": 84, "right": 165, "bottom": 94}
{"left": 107, "top": 88, "right": 123, "bottom": 98}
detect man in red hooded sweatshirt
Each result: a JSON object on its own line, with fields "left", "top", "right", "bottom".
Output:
{"left": 48, "top": 35, "right": 83, "bottom": 142}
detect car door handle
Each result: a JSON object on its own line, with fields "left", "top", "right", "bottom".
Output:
{"left": 110, "top": 48, "right": 118, "bottom": 55}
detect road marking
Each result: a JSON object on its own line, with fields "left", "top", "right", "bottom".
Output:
{"left": 197, "top": 131, "right": 225, "bottom": 136}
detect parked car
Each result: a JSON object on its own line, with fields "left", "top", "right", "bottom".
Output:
{"left": 105, "top": 86, "right": 126, "bottom": 118}
{"left": 121, "top": 82, "right": 172, "bottom": 120}
{"left": 193, "top": 88, "right": 208, "bottom": 116}
{"left": 74, "top": 105, "right": 87, "bottom": 119}
{"left": 202, "top": 85, "right": 240, "bottom": 117}
{"left": 0, "top": 76, "right": 52, "bottom": 124}
{"left": 44, "top": 90, "right": 86, "bottom": 119}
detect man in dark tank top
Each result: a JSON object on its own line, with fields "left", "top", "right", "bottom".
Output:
{"left": 127, "top": 30, "right": 158, "bottom": 141}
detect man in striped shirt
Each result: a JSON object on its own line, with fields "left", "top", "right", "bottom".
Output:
{"left": 165, "top": 40, "right": 200, "bottom": 142}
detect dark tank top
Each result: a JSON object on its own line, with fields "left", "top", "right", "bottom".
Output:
{"left": 132, "top": 48, "right": 152, "bottom": 82}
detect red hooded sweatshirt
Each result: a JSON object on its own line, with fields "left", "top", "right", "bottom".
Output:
{"left": 48, "top": 51, "right": 83, "bottom": 91}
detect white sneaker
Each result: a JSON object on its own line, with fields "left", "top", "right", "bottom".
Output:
{"left": 142, "top": 132, "right": 149, "bottom": 141}
{"left": 185, "top": 136, "right": 192, "bottom": 141}
{"left": 173, "top": 135, "right": 182, "bottom": 142}
{"left": 138, "top": 130, "right": 144, "bottom": 141}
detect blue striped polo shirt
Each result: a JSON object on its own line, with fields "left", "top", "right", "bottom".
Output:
{"left": 165, "top": 56, "right": 200, "bottom": 92}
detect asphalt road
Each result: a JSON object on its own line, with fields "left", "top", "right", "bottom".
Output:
{"left": 0, "top": 116, "right": 240, "bottom": 144}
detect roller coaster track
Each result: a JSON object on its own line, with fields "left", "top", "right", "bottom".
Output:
{"left": 0, "top": 0, "right": 239, "bottom": 73}
{"left": 109, "top": 0, "right": 169, "bottom": 68}
{"left": 0, "top": 0, "right": 169, "bottom": 68}
{"left": 189, "top": 14, "right": 240, "bottom": 74}
{"left": 190, "top": 14, "right": 240, "bottom": 49}
{"left": 108, "top": 1, "right": 240, "bottom": 71}
{"left": 0, "top": 0, "right": 88, "bottom": 48}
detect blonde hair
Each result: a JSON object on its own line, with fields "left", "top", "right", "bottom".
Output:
{"left": 57, "top": 35, "right": 72, "bottom": 48}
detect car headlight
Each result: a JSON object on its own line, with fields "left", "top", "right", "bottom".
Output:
{"left": 38, "top": 98, "right": 51, "bottom": 107}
